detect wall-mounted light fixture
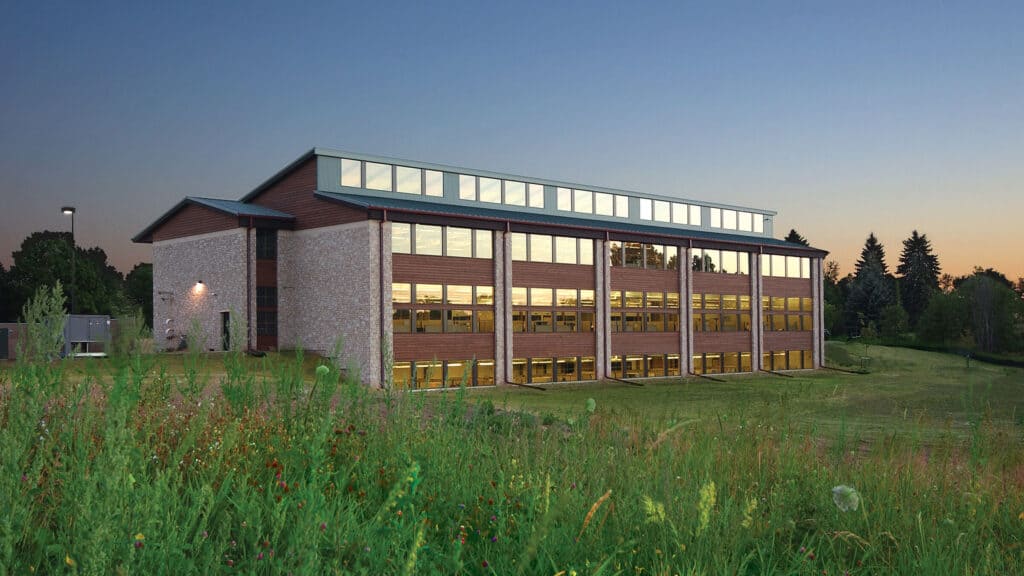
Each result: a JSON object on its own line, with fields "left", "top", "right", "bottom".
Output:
{"left": 193, "top": 280, "right": 206, "bottom": 295}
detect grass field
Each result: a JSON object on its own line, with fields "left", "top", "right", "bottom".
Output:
{"left": 1, "top": 342, "right": 1022, "bottom": 574}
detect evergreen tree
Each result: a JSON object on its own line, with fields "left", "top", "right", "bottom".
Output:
{"left": 896, "top": 230, "right": 941, "bottom": 327}
{"left": 784, "top": 229, "right": 809, "bottom": 246}
{"left": 846, "top": 233, "right": 896, "bottom": 334}
{"left": 0, "top": 262, "right": 16, "bottom": 321}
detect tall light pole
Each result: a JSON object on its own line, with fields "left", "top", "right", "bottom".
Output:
{"left": 61, "top": 206, "right": 76, "bottom": 315}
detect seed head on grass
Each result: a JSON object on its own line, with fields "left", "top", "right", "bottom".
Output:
{"left": 577, "top": 489, "right": 612, "bottom": 540}
{"left": 696, "top": 481, "right": 716, "bottom": 536}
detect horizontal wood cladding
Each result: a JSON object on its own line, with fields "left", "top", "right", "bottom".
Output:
{"left": 611, "top": 332, "right": 680, "bottom": 355}
{"left": 392, "top": 254, "right": 494, "bottom": 285}
{"left": 763, "top": 277, "right": 813, "bottom": 297}
{"left": 693, "top": 332, "right": 753, "bottom": 354}
{"left": 255, "top": 260, "right": 277, "bottom": 286}
{"left": 513, "top": 333, "right": 596, "bottom": 358}
{"left": 393, "top": 333, "right": 495, "bottom": 362}
{"left": 151, "top": 204, "right": 239, "bottom": 241}
{"left": 692, "top": 272, "right": 751, "bottom": 294}
{"left": 763, "top": 331, "right": 813, "bottom": 350}
{"left": 250, "top": 158, "right": 366, "bottom": 229}
{"left": 610, "top": 267, "right": 679, "bottom": 292}
{"left": 511, "top": 262, "right": 594, "bottom": 288}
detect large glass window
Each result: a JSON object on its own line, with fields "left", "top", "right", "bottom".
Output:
{"left": 446, "top": 285, "right": 473, "bottom": 305}
{"left": 511, "top": 233, "right": 527, "bottom": 261}
{"left": 392, "top": 309, "right": 411, "bottom": 332}
{"left": 574, "top": 189, "right": 593, "bottom": 213}
{"left": 476, "top": 286, "right": 494, "bottom": 305}
{"left": 531, "top": 311, "right": 553, "bottom": 333}
{"left": 505, "top": 181, "right": 526, "bottom": 206}
{"left": 365, "top": 162, "right": 392, "bottom": 191}
{"left": 753, "top": 215, "right": 764, "bottom": 233}
{"left": 689, "top": 205, "right": 702, "bottom": 226}
{"left": 477, "top": 310, "right": 495, "bottom": 332}
{"left": 530, "top": 287, "right": 553, "bottom": 307}
{"left": 475, "top": 229, "right": 492, "bottom": 259}
{"left": 530, "top": 234, "right": 553, "bottom": 263}
{"left": 615, "top": 195, "right": 629, "bottom": 218}
{"left": 738, "top": 211, "right": 752, "bottom": 232}
{"left": 446, "top": 227, "right": 473, "bottom": 258}
{"left": 395, "top": 166, "right": 421, "bottom": 194}
{"left": 479, "top": 177, "right": 501, "bottom": 203}
{"left": 654, "top": 200, "right": 670, "bottom": 222}
{"left": 459, "top": 175, "right": 476, "bottom": 200}
{"left": 710, "top": 208, "right": 721, "bottom": 228}
{"left": 557, "top": 187, "right": 572, "bottom": 211}
{"left": 392, "top": 223, "right": 411, "bottom": 254}
{"left": 415, "top": 284, "right": 442, "bottom": 304}
{"left": 555, "top": 236, "right": 576, "bottom": 264}
{"left": 340, "top": 158, "right": 361, "bottom": 187}
{"left": 425, "top": 170, "right": 443, "bottom": 197}
{"left": 415, "top": 225, "right": 443, "bottom": 256}
{"left": 556, "top": 288, "right": 578, "bottom": 307}
{"left": 672, "top": 202, "right": 687, "bottom": 224}
{"left": 579, "top": 238, "right": 594, "bottom": 265}
{"left": 528, "top": 183, "right": 545, "bottom": 208}
{"left": 415, "top": 309, "right": 442, "bottom": 333}
{"left": 392, "top": 282, "right": 411, "bottom": 304}
{"left": 446, "top": 310, "right": 473, "bottom": 333}
{"left": 723, "top": 209, "right": 737, "bottom": 230}
{"left": 639, "top": 198, "right": 653, "bottom": 220}
{"left": 595, "top": 192, "right": 613, "bottom": 216}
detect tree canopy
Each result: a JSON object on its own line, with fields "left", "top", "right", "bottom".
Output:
{"left": 896, "top": 230, "right": 941, "bottom": 327}
{"left": 784, "top": 229, "right": 809, "bottom": 246}
{"left": 846, "top": 233, "right": 896, "bottom": 334}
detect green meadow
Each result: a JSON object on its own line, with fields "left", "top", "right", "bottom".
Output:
{"left": 1, "top": 342, "right": 1022, "bottom": 575}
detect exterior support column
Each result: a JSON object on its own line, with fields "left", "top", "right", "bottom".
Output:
{"left": 502, "top": 231, "right": 513, "bottom": 382}
{"left": 812, "top": 257, "right": 824, "bottom": 368}
{"left": 594, "top": 239, "right": 607, "bottom": 380}
{"left": 683, "top": 247, "right": 694, "bottom": 374}
{"left": 752, "top": 253, "right": 764, "bottom": 370}
{"left": 493, "top": 230, "right": 506, "bottom": 385}
{"left": 679, "top": 250, "right": 690, "bottom": 376}
{"left": 379, "top": 221, "right": 393, "bottom": 387}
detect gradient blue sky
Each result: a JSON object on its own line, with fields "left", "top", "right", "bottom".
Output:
{"left": 1, "top": 1, "right": 1021, "bottom": 279}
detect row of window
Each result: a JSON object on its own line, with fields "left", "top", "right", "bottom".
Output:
{"left": 763, "top": 314, "right": 814, "bottom": 332}
{"left": 692, "top": 352, "right": 755, "bottom": 375}
{"left": 609, "top": 242, "right": 680, "bottom": 270}
{"left": 610, "top": 311, "right": 681, "bottom": 332}
{"left": 691, "top": 249, "right": 752, "bottom": 274}
{"left": 609, "top": 354, "right": 684, "bottom": 378}
{"left": 392, "top": 223, "right": 493, "bottom": 259}
{"left": 392, "top": 309, "right": 495, "bottom": 333}
{"left": 511, "top": 357, "right": 597, "bottom": 384}
{"left": 336, "top": 158, "right": 771, "bottom": 234}
{"left": 393, "top": 283, "right": 494, "bottom": 306}
{"left": 762, "top": 296, "right": 814, "bottom": 312}
{"left": 511, "top": 287, "right": 596, "bottom": 308}
{"left": 693, "top": 293, "right": 753, "bottom": 310}
{"left": 764, "top": 350, "right": 814, "bottom": 371}
{"left": 611, "top": 290, "right": 682, "bottom": 309}
{"left": 692, "top": 313, "right": 753, "bottom": 332}
{"left": 512, "top": 310, "right": 596, "bottom": 333}
{"left": 392, "top": 359, "right": 496, "bottom": 389}
{"left": 510, "top": 233, "right": 595, "bottom": 265}
{"left": 760, "top": 254, "right": 812, "bottom": 279}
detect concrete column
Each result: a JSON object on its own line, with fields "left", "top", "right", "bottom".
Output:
{"left": 602, "top": 240, "right": 613, "bottom": 377}
{"left": 503, "top": 231, "right": 514, "bottom": 381}
{"left": 594, "top": 239, "right": 607, "bottom": 380}
{"left": 380, "top": 221, "right": 394, "bottom": 387}
{"left": 752, "top": 253, "right": 764, "bottom": 370}
{"left": 678, "top": 251, "right": 689, "bottom": 376}
{"left": 813, "top": 257, "right": 824, "bottom": 368}
{"left": 684, "top": 247, "right": 694, "bottom": 373}
{"left": 493, "top": 230, "right": 506, "bottom": 385}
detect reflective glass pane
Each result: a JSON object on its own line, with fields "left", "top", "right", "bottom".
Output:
{"left": 579, "top": 238, "right": 594, "bottom": 265}
{"left": 609, "top": 290, "right": 622, "bottom": 308}
{"left": 704, "top": 294, "right": 720, "bottom": 310}
{"left": 704, "top": 249, "right": 720, "bottom": 273}
{"left": 446, "top": 285, "right": 472, "bottom": 305}
{"left": 395, "top": 166, "right": 421, "bottom": 194}
{"left": 340, "top": 158, "right": 361, "bottom": 187}
{"left": 710, "top": 208, "right": 721, "bottom": 228}
{"left": 511, "top": 232, "right": 527, "bottom": 261}
{"left": 623, "top": 312, "right": 643, "bottom": 332}
{"left": 391, "top": 222, "right": 411, "bottom": 254}
{"left": 556, "top": 312, "right": 577, "bottom": 332}
{"left": 557, "top": 187, "right": 572, "bottom": 211}
{"left": 580, "top": 289, "right": 595, "bottom": 307}
{"left": 787, "top": 256, "right": 801, "bottom": 278}
{"left": 511, "top": 287, "right": 527, "bottom": 306}
{"left": 771, "top": 254, "right": 786, "bottom": 277}
{"left": 531, "top": 311, "right": 553, "bottom": 333}
{"left": 446, "top": 310, "right": 473, "bottom": 333}
{"left": 392, "top": 282, "right": 411, "bottom": 304}
{"left": 665, "top": 245, "right": 679, "bottom": 270}
{"left": 738, "top": 211, "right": 753, "bottom": 232}
{"left": 415, "top": 284, "right": 442, "bottom": 304}
{"left": 459, "top": 174, "right": 476, "bottom": 200}
{"left": 639, "top": 198, "right": 653, "bottom": 220}
{"left": 393, "top": 361, "right": 412, "bottom": 388}
{"left": 365, "top": 162, "right": 392, "bottom": 191}
{"left": 761, "top": 253, "right": 771, "bottom": 275}
{"left": 672, "top": 202, "right": 686, "bottom": 224}
{"left": 556, "top": 288, "right": 578, "bottom": 306}
{"left": 530, "top": 287, "right": 553, "bottom": 307}
{"left": 645, "top": 244, "right": 664, "bottom": 268}
{"left": 574, "top": 189, "right": 593, "bottom": 213}
{"left": 530, "top": 234, "right": 553, "bottom": 262}
{"left": 647, "top": 291, "right": 664, "bottom": 307}
{"left": 476, "top": 286, "right": 494, "bottom": 305}
{"left": 646, "top": 312, "right": 664, "bottom": 332}
{"left": 505, "top": 181, "right": 526, "bottom": 206}
{"left": 595, "top": 192, "right": 613, "bottom": 215}
{"left": 615, "top": 195, "right": 629, "bottom": 217}
{"left": 555, "top": 236, "right": 577, "bottom": 264}
{"left": 801, "top": 257, "right": 811, "bottom": 279}
{"left": 528, "top": 183, "right": 544, "bottom": 208}
{"left": 722, "top": 295, "right": 737, "bottom": 310}
{"left": 625, "top": 290, "right": 644, "bottom": 308}
{"left": 531, "top": 357, "right": 553, "bottom": 382}
{"left": 415, "top": 309, "right": 442, "bottom": 333}
{"left": 415, "top": 225, "right": 442, "bottom": 256}
{"left": 477, "top": 311, "right": 495, "bottom": 332}
{"left": 689, "top": 204, "right": 701, "bottom": 225}
{"left": 624, "top": 242, "right": 643, "bottom": 267}
{"left": 723, "top": 209, "right": 737, "bottom": 229}
{"left": 667, "top": 292, "right": 680, "bottom": 308}
{"left": 654, "top": 200, "right": 670, "bottom": 222}
{"left": 392, "top": 309, "right": 411, "bottom": 332}
{"left": 446, "top": 227, "right": 472, "bottom": 257}
{"left": 479, "top": 177, "right": 501, "bottom": 203}
{"left": 424, "top": 170, "right": 443, "bottom": 196}
{"left": 475, "top": 229, "right": 492, "bottom": 259}
{"left": 754, "top": 214, "right": 764, "bottom": 233}
{"left": 739, "top": 252, "right": 750, "bottom": 275}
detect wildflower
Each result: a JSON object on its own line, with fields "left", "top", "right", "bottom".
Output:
{"left": 202, "top": 531, "right": 209, "bottom": 539}
{"left": 316, "top": 364, "right": 330, "bottom": 378}
{"left": 491, "top": 535, "right": 498, "bottom": 542}
{"left": 482, "top": 561, "right": 489, "bottom": 568}
{"left": 320, "top": 522, "right": 327, "bottom": 531}
{"left": 831, "top": 485, "right": 860, "bottom": 512}
{"left": 696, "top": 481, "right": 716, "bottom": 536}
{"left": 65, "top": 554, "right": 76, "bottom": 568}
{"left": 1019, "top": 511, "right": 1024, "bottom": 521}
{"left": 134, "top": 533, "right": 145, "bottom": 549}
{"left": 257, "top": 552, "right": 264, "bottom": 560}
{"left": 741, "top": 497, "right": 758, "bottom": 528}
{"left": 642, "top": 495, "right": 666, "bottom": 524}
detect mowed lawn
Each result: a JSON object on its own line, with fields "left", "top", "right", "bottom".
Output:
{"left": 466, "top": 342, "right": 1024, "bottom": 437}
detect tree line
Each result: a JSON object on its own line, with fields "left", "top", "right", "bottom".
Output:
{"left": 0, "top": 231, "right": 152, "bottom": 326}
{"left": 784, "top": 228, "right": 1024, "bottom": 355}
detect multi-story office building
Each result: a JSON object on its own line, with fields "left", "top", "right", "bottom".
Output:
{"left": 134, "top": 148, "right": 827, "bottom": 387}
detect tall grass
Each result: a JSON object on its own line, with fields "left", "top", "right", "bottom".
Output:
{"left": 0, "top": 352, "right": 1022, "bottom": 574}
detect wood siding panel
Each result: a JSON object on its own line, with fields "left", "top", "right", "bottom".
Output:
{"left": 763, "top": 332, "right": 813, "bottom": 350}
{"left": 692, "top": 272, "right": 751, "bottom": 294}
{"left": 151, "top": 204, "right": 238, "bottom": 241}
{"left": 511, "top": 262, "right": 595, "bottom": 289}
{"left": 393, "top": 333, "right": 495, "bottom": 362}
{"left": 610, "top": 332, "right": 680, "bottom": 355}
{"left": 763, "top": 277, "right": 813, "bottom": 297}
{"left": 250, "top": 158, "right": 366, "bottom": 229}
{"left": 393, "top": 254, "right": 494, "bottom": 285}
{"left": 610, "top": 268, "right": 680, "bottom": 292}
{"left": 693, "top": 332, "right": 753, "bottom": 354}
{"left": 513, "top": 333, "right": 596, "bottom": 357}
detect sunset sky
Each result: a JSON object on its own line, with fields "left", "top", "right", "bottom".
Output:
{"left": 1, "top": 1, "right": 1021, "bottom": 280}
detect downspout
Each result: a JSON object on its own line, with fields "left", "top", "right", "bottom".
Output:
{"left": 380, "top": 209, "right": 387, "bottom": 387}
{"left": 246, "top": 216, "right": 253, "bottom": 352}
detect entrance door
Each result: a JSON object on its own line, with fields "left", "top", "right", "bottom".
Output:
{"left": 221, "top": 312, "right": 231, "bottom": 351}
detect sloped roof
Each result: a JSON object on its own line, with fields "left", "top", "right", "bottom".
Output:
{"left": 132, "top": 196, "right": 294, "bottom": 243}
{"left": 315, "top": 191, "right": 827, "bottom": 255}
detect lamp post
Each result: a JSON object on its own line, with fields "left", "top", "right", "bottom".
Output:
{"left": 61, "top": 206, "right": 76, "bottom": 315}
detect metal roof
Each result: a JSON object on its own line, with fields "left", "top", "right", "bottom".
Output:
{"left": 315, "top": 191, "right": 826, "bottom": 254}
{"left": 132, "top": 196, "right": 294, "bottom": 243}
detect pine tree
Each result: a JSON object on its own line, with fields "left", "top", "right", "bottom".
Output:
{"left": 784, "top": 229, "right": 809, "bottom": 246}
{"left": 896, "top": 230, "right": 941, "bottom": 327}
{"left": 846, "top": 233, "right": 896, "bottom": 334}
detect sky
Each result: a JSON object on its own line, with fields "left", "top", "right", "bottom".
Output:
{"left": 1, "top": 1, "right": 1021, "bottom": 280}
